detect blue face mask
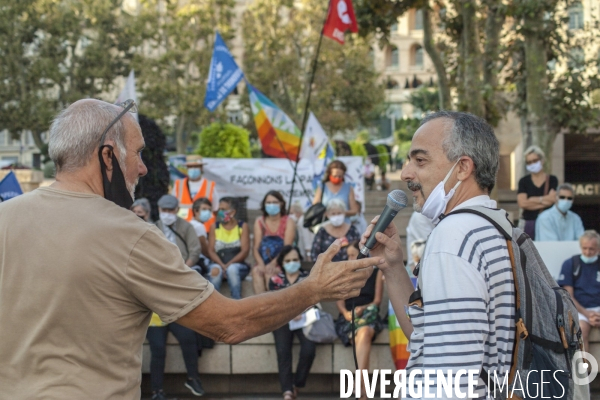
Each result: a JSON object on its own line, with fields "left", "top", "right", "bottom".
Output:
{"left": 283, "top": 261, "right": 301, "bottom": 274}
{"left": 199, "top": 209, "right": 212, "bottom": 223}
{"left": 188, "top": 168, "right": 201, "bottom": 180}
{"left": 265, "top": 203, "right": 280, "bottom": 216}
{"left": 557, "top": 199, "right": 573, "bottom": 213}
{"left": 581, "top": 255, "right": 599, "bottom": 264}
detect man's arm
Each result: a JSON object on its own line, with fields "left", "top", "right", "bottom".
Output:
{"left": 359, "top": 216, "right": 414, "bottom": 337}
{"left": 177, "top": 240, "right": 383, "bottom": 344}
{"left": 575, "top": 215, "right": 585, "bottom": 240}
{"left": 535, "top": 213, "right": 558, "bottom": 241}
{"left": 564, "top": 286, "right": 590, "bottom": 318}
{"left": 517, "top": 193, "right": 550, "bottom": 210}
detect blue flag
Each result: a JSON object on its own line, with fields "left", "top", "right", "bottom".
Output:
{"left": 0, "top": 171, "right": 23, "bottom": 201}
{"left": 204, "top": 32, "right": 244, "bottom": 112}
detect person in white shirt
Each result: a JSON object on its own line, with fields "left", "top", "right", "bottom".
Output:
{"left": 535, "top": 183, "right": 585, "bottom": 241}
{"left": 361, "top": 111, "right": 515, "bottom": 399}
{"left": 289, "top": 201, "right": 315, "bottom": 261}
{"left": 405, "top": 211, "right": 434, "bottom": 272}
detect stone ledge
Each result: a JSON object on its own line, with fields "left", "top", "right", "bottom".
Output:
{"left": 142, "top": 329, "right": 393, "bottom": 375}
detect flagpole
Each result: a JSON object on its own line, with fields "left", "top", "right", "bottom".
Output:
{"left": 271, "top": 133, "right": 313, "bottom": 204}
{"left": 287, "top": 3, "right": 330, "bottom": 212}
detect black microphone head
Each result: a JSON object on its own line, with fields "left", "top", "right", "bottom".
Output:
{"left": 387, "top": 190, "right": 408, "bottom": 211}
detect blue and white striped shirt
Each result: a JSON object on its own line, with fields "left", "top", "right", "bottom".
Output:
{"left": 406, "top": 196, "right": 516, "bottom": 399}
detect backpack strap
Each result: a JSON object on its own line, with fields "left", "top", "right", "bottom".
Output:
{"left": 442, "top": 206, "right": 513, "bottom": 240}
{"left": 444, "top": 206, "right": 528, "bottom": 386}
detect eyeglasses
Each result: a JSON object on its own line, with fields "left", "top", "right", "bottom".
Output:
{"left": 559, "top": 196, "right": 573, "bottom": 200}
{"left": 525, "top": 158, "right": 541, "bottom": 165}
{"left": 99, "top": 99, "right": 138, "bottom": 147}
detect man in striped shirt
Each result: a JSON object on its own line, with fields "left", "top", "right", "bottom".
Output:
{"left": 362, "top": 111, "right": 515, "bottom": 399}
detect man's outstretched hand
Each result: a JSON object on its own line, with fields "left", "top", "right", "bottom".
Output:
{"left": 359, "top": 215, "right": 405, "bottom": 275}
{"left": 307, "top": 239, "right": 383, "bottom": 302}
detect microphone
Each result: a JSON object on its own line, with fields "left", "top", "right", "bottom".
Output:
{"left": 358, "top": 190, "right": 408, "bottom": 259}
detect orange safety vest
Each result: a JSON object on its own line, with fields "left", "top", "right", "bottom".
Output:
{"left": 174, "top": 177, "right": 216, "bottom": 224}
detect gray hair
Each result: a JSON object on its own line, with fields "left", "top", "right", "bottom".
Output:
{"left": 326, "top": 199, "right": 347, "bottom": 212}
{"left": 556, "top": 183, "right": 574, "bottom": 196}
{"left": 290, "top": 200, "right": 304, "bottom": 213}
{"left": 420, "top": 111, "right": 500, "bottom": 192}
{"left": 580, "top": 230, "right": 600, "bottom": 246}
{"left": 524, "top": 145, "right": 545, "bottom": 161}
{"left": 131, "top": 198, "right": 151, "bottom": 214}
{"left": 410, "top": 239, "right": 426, "bottom": 260}
{"left": 48, "top": 100, "right": 128, "bottom": 173}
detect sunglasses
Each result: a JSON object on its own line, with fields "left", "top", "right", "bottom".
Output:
{"left": 99, "top": 99, "right": 138, "bottom": 146}
{"left": 558, "top": 196, "right": 573, "bottom": 200}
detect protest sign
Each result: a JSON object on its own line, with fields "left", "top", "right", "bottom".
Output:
{"left": 202, "top": 156, "right": 364, "bottom": 211}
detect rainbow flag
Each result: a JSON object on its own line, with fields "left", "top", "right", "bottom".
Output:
{"left": 248, "top": 83, "right": 301, "bottom": 161}
{"left": 388, "top": 277, "right": 417, "bottom": 370}
{"left": 388, "top": 299, "right": 411, "bottom": 370}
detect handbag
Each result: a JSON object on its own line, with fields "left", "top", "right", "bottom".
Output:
{"left": 303, "top": 182, "right": 326, "bottom": 228}
{"left": 216, "top": 220, "right": 243, "bottom": 264}
{"left": 303, "top": 310, "right": 338, "bottom": 343}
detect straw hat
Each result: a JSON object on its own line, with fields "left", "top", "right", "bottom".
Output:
{"left": 185, "top": 155, "right": 205, "bottom": 167}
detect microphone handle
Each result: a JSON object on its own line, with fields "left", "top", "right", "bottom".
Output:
{"left": 359, "top": 205, "right": 397, "bottom": 257}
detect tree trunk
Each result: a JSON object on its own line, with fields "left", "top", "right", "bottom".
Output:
{"left": 460, "top": 0, "right": 485, "bottom": 117}
{"left": 422, "top": 5, "right": 451, "bottom": 110}
{"left": 32, "top": 131, "right": 46, "bottom": 152}
{"left": 482, "top": 0, "right": 505, "bottom": 124}
{"left": 523, "top": 13, "right": 556, "bottom": 172}
{"left": 175, "top": 114, "right": 187, "bottom": 154}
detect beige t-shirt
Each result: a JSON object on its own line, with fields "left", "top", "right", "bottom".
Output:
{"left": 0, "top": 187, "right": 214, "bottom": 399}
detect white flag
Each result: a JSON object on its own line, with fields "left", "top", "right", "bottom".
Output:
{"left": 116, "top": 70, "right": 138, "bottom": 121}
{"left": 299, "top": 112, "right": 329, "bottom": 163}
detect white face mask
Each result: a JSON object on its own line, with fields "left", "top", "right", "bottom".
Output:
{"left": 419, "top": 159, "right": 461, "bottom": 223}
{"left": 526, "top": 160, "right": 543, "bottom": 174}
{"left": 329, "top": 214, "right": 345, "bottom": 227}
{"left": 159, "top": 212, "right": 177, "bottom": 226}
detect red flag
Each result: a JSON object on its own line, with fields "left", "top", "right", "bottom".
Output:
{"left": 322, "top": 0, "right": 358, "bottom": 44}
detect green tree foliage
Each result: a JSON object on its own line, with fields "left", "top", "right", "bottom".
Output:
{"left": 349, "top": 141, "right": 368, "bottom": 159}
{"left": 356, "top": 0, "right": 600, "bottom": 171}
{"left": 0, "top": 0, "right": 136, "bottom": 151}
{"left": 196, "top": 123, "right": 251, "bottom": 158}
{"left": 335, "top": 140, "right": 352, "bottom": 156}
{"left": 394, "top": 118, "right": 420, "bottom": 143}
{"left": 375, "top": 144, "right": 390, "bottom": 173}
{"left": 409, "top": 86, "right": 440, "bottom": 113}
{"left": 132, "top": 0, "right": 236, "bottom": 154}
{"left": 242, "top": 0, "right": 385, "bottom": 136}
{"left": 355, "top": 130, "right": 371, "bottom": 144}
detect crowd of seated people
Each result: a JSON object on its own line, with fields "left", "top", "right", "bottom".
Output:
{"left": 132, "top": 159, "right": 391, "bottom": 399}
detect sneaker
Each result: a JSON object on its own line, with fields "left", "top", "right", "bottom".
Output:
{"left": 151, "top": 390, "right": 168, "bottom": 400}
{"left": 185, "top": 378, "right": 205, "bottom": 396}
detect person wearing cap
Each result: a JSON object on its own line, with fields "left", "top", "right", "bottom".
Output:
{"left": 172, "top": 155, "right": 219, "bottom": 223}
{"left": 155, "top": 194, "right": 201, "bottom": 268}
{"left": 0, "top": 98, "right": 380, "bottom": 399}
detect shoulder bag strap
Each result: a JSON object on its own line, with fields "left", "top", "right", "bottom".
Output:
{"left": 544, "top": 174, "right": 550, "bottom": 196}
{"left": 167, "top": 224, "right": 189, "bottom": 255}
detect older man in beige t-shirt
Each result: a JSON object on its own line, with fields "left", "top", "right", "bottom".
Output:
{"left": 0, "top": 99, "right": 381, "bottom": 399}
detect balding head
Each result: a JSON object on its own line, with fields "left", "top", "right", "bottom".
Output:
{"left": 48, "top": 99, "right": 138, "bottom": 173}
